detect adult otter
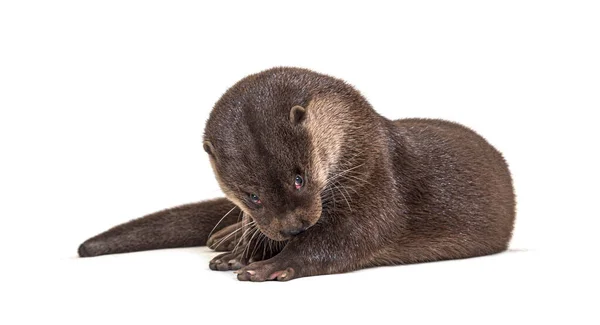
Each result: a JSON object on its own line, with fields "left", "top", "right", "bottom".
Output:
{"left": 78, "top": 67, "right": 515, "bottom": 282}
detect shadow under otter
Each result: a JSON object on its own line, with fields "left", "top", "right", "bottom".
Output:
{"left": 79, "top": 67, "right": 515, "bottom": 282}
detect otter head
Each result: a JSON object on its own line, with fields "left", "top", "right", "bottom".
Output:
{"left": 202, "top": 69, "right": 340, "bottom": 241}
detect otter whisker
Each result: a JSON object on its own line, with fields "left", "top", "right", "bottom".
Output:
{"left": 232, "top": 210, "right": 244, "bottom": 246}
{"left": 251, "top": 232, "right": 266, "bottom": 259}
{"left": 232, "top": 220, "right": 256, "bottom": 253}
{"left": 212, "top": 226, "right": 244, "bottom": 250}
{"left": 260, "top": 233, "right": 268, "bottom": 260}
{"left": 322, "top": 163, "right": 366, "bottom": 190}
{"left": 336, "top": 179, "right": 360, "bottom": 196}
{"left": 337, "top": 173, "right": 367, "bottom": 187}
{"left": 344, "top": 168, "right": 373, "bottom": 185}
{"left": 236, "top": 223, "right": 255, "bottom": 255}
{"left": 327, "top": 185, "right": 337, "bottom": 210}
{"left": 332, "top": 180, "right": 352, "bottom": 211}
{"left": 244, "top": 227, "right": 261, "bottom": 259}
{"left": 207, "top": 206, "right": 237, "bottom": 241}
{"left": 334, "top": 179, "right": 354, "bottom": 202}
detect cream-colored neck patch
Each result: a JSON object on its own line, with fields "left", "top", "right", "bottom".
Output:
{"left": 304, "top": 96, "right": 348, "bottom": 188}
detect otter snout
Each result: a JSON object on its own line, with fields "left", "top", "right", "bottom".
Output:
{"left": 271, "top": 214, "right": 314, "bottom": 240}
{"left": 253, "top": 201, "right": 322, "bottom": 241}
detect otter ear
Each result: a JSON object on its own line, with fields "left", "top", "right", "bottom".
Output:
{"left": 290, "top": 105, "right": 306, "bottom": 124}
{"left": 203, "top": 141, "right": 215, "bottom": 157}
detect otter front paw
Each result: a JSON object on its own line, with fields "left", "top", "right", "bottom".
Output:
{"left": 235, "top": 258, "right": 298, "bottom": 282}
{"left": 209, "top": 251, "right": 247, "bottom": 271}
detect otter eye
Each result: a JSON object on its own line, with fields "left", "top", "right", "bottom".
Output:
{"left": 249, "top": 193, "right": 261, "bottom": 205}
{"left": 294, "top": 175, "right": 304, "bottom": 190}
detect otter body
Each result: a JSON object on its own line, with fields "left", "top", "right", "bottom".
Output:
{"left": 79, "top": 67, "right": 515, "bottom": 281}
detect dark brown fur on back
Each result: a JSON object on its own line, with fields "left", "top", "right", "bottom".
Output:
{"left": 78, "top": 67, "right": 515, "bottom": 282}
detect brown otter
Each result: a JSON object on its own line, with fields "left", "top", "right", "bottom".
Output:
{"left": 78, "top": 67, "right": 515, "bottom": 282}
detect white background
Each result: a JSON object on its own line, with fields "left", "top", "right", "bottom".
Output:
{"left": 1, "top": 1, "right": 599, "bottom": 324}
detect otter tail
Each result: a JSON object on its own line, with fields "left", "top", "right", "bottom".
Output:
{"left": 78, "top": 198, "right": 240, "bottom": 257}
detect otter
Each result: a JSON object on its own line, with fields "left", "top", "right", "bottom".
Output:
{"left": 78, "top": 67, "right": 516, "bottom": 282}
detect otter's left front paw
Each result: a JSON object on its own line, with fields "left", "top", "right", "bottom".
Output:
{"left": 209, "top": 251, "right": 247, "bottom": 271}
{"left": 235, "top": 259, "right": 297, "bottom": 282}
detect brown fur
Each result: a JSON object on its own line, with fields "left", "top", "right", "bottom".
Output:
{"left": 78, "top": 199, "right": 241, "bottom": 257}
{"left": 78, "top": 67, "right": 515, "bottom": 282}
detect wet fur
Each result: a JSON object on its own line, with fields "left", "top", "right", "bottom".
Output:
{"left": 78, "top": 67, "right": 515, "bottom": 281}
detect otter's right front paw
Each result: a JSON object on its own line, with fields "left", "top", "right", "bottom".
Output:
{"left": 209, "top": 252, "right": 247, "bottom": 271}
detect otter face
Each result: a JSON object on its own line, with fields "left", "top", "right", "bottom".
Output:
{"left": 203, "top": 71, "right": 326, "bottom": 241}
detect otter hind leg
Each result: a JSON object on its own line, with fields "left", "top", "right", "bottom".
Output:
{"left": 371, "top": 236, "right": 510, "bottom": 267}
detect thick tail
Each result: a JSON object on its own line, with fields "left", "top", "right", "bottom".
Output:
{"left": 78, "top": 198, "right": 240, "bottom": 257}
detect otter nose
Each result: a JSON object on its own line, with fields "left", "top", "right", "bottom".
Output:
{"left": 280, "top": 227, "right": 307, "bottom": 237}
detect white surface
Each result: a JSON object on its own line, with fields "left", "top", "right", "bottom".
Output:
{"left": 7, "top": 249, "right": 598, "bottom": 324}
{"left": 1, "top": 1, "right": 599, "bottom": 324}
